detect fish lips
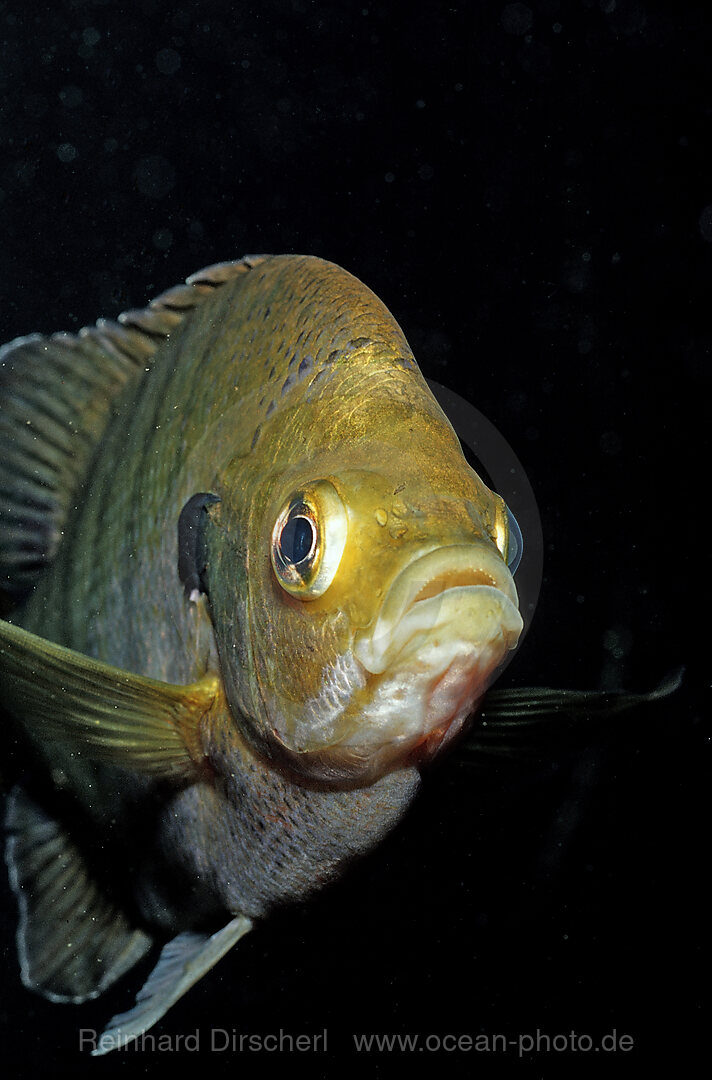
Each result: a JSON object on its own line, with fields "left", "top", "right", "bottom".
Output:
{"left": 348, "top": 567, "right": 523, "bottom": 771}
{"left": 266, "top": 545, "right": 523, "bottom": 787}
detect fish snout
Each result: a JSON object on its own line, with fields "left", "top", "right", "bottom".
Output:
{"left": 353, "top": 544, "right": 522, "bottom": 675}
{"left": 345, "top": 544, "right": 523, "bottom": 768}
{"left": 258, "top": 545, "right": 523, "bottom": 786}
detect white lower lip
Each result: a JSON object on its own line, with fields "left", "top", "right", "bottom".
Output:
{"left": 341, "top": 584, "right": 523, "bottom": 751}
{"left": 338, "top": 637, "right": 503, "bottom": 751}
{"left": 353, "top": 583, "right": 523, "bottom": 675}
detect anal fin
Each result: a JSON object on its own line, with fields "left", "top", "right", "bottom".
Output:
{"left": 5, "top": 785, "right": 152, "bottom": 1002}
{"left": 92, "top": 915, "right": 253, "bottom": 1055}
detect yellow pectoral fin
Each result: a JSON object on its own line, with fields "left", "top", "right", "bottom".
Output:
{"left": 0, "top": 619, "right": 218, "bottom": 781}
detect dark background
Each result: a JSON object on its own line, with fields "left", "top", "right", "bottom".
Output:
{"left": 0, "top": 1, "right": 707, "bottom": 1075}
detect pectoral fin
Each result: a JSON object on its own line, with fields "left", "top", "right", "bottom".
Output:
{"left": 460, "top": 669, "right": 684, "bottom": 760}
{"left": 0, "top": 619, "right": 219, "bottom": 780}
{"left": 92, "top": 916, "right": 253, "bottom": 1055}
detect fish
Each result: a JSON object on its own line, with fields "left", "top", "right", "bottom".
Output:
{"left": 0, "top": 254, "right": 526, "bottom": 1052}
{"left": 0, "top": 254, "right": 677, "bottom": 1054}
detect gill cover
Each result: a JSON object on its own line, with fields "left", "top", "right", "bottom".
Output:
{"left": 178, "top": 493, "right": 221, "bottom": 600}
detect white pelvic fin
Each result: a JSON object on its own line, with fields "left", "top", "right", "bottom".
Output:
{"left": 91, "top": 914, "right": 253, "bottom": 1056}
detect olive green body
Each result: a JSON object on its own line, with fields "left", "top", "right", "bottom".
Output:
{"left": 16, "top": 256, "right": 496, "bottom": 928}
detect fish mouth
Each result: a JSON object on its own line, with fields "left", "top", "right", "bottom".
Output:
{"left": 264, "top": 544, "right": 523, "bottom": 787}
{"left": 353, "top": 543, "right": 520, "bottom": 676}
{"left": 345, "top": 544, "right": 523, "bottom": 769}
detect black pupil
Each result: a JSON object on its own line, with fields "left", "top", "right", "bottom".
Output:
{"left": 280, "top": 515, "right": 314, "bottom": 565}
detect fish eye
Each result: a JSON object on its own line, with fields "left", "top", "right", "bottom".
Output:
{"left": 279, "top": 514, "right": 317, "bottom": 566}
{"left": 271, "top": 480, "right": 348, "bottom": 599}
{"left": 505, "top": 505, "right": 523, "bottom": 574}
{"left": 493, "top": 497, "right": 524, "bottom": 575}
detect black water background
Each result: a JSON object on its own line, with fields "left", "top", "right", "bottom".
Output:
{"left": 0, "top": 1, "right": 707, "bottom": 1075}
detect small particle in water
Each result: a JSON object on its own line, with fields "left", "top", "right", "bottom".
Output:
{"left": 57, "top": 143, "right": 77, "bottom": 163}
{"left": 501, "top": 2, "right": 534, "bottom": 35}
{"left": 156, "top": 48, "right": 181, "bottom": 75}
{"left": 134, "top": 155, "right": 176, "bottom": 200}
{"left": 59, "top": 85, "right": 83, "bottom": 108}
{"left": 599, "top": 431, "right": 622, "bottom": 455}
{"left": 152, "top": 228, "right": 173, "bottom": 252}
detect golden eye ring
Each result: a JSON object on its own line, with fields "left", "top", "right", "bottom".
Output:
{"left": 270, "top": 480, "right": 348, "bottom": 599}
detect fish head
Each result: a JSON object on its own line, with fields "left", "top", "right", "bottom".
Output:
{"left": 210, "top": 370, "right": 523, "bottom": 787}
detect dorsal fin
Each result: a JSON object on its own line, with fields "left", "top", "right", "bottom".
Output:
{"left": 0, "top": 254, "right": 267, "bottom": 597}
